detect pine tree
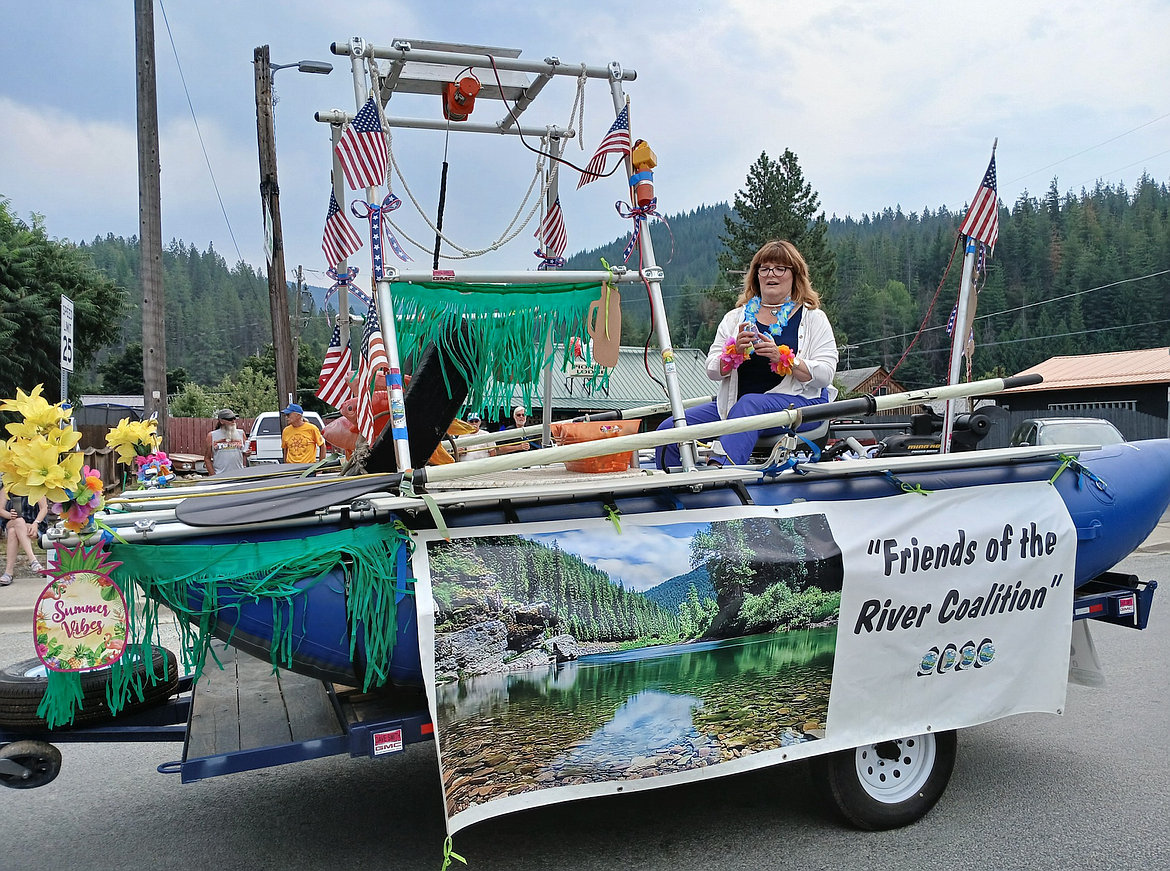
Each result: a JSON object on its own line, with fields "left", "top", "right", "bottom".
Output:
{"left": 717, "top": 150, "right": 837, "bottom": 296}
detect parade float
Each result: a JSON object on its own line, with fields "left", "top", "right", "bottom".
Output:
{"left": 1, "top": 38, "right": 1167, "bottom": 861}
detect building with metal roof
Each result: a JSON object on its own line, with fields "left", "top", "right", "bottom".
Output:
{"left": 545, "top": 345, "right": 715, "bottom": 413}
{"left": 987, "top": 347, "right": 1170, "bottom": 443}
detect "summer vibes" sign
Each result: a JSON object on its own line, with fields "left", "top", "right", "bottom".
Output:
{"left": 35, "top": 569, "right": 127, "bottom": 672}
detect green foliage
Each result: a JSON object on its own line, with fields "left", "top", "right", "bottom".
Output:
{"left": 0, "top": 201, "right": 127, "bottom": 400}
{"left": 168, "top": 383, "right": 219, "bottom": 417}
{"left": 718, "top": 150, "right": 837, "bottom": 297}
{"left": 216, "top": 366, "right": 276, "bottom": 417}
{"left": 79, "top": 233, "right": 332, "bottom": 394}
{"left": 464, "top": 535, "right": 680, "bottom": 644}
{"left": 691, "top": 518, "right": 755, "bottom": 603}
{"left": 739, "top": 583, "right": 841, "bottom": 635}
{"left": 677, "top": 582, "right": 719, "bottom": 639}
{"left": 98, "top": 342, "right": 187, "bottom": 395}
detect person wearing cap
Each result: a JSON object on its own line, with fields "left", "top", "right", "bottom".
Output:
{"left": 280, "top": 403, "right": 326, "bottom": 465}
{"left": 457, "top": 412, "right": 494, "bottom": 461}
{"left": 205, "top": 408, "right": 249, "bottom": 476}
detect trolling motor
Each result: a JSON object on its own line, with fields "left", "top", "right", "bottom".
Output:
{"left": 873, "top": 405, "right": 1007, "bottom": 457}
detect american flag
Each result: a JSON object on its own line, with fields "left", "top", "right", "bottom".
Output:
{"left": 321, "top": 190, "right": 363, "bottom": 268}
{"left": 315, "top": 323, "right": 353, "bottom": 410}
{"left": 577, "top": 105, "right": 631, "bottom": 189}
{"left": 335, "top": 97, "right": 388, "bottom": 191}
{"left": 534, "top": 197, "right": 567, "bottom": 257}
{"left": 355, "top": 299, "right": 389, "bottom": 442}
{"left": 958, "top": 154, "right": 999, "bottom": 251}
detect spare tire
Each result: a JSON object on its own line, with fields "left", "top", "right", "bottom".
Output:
{"left": 0, "top": 644, "right": 180, "bottom": 730}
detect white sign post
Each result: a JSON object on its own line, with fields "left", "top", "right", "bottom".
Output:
{"left": 60, "top": 295, "right": 74, "bottom": 403}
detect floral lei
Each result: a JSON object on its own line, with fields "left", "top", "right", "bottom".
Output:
{"left": 720, "top": 297, "right": 798, "bottom": 376}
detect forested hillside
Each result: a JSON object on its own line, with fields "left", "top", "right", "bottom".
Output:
{"left": 79, "top": 235, "right": 331, "bottom": 387}
{"left": 69, "top": 173, "right": 1170, "bottom": 397}
{"left": 570, "top": 176, "right": 1170, "bottom": 389}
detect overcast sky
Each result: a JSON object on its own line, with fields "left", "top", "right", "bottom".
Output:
{"left": 2, "top": 1, "right": 1168, "bottom": 295}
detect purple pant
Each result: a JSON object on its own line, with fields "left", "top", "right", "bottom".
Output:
{"left": 656, "top": 390, "right": 828, "bottom": 468}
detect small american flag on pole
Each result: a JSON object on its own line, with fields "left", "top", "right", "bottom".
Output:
{"left": 316, "top": 323, "right": 353, "bottom": 410}
{"left": 321, "top": 190, "right": 363, "bottom": 268}
{"left": 577, "top": 105, "right": 631, "bottom": 189}
{"left": 534, "top": 197, "right": 568, "bottom": 258}
{"left": 958, "top": 153, "right": 999, "bottom": 251}
{"left": 355, "top": 299, "right": 389, "bottom": 442}
{"left": 335, "top": 97, "right": 388, "bottom": 191}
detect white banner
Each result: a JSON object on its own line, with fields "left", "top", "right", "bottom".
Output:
{"left": 824, "top": 481, "right": 1075, "bottom": 746}
{"left": 415, "top": 479, "right": 1075, "bottom": 834}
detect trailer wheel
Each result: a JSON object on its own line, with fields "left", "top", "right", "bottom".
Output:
{"left": 0, "top": 740, "right": 62, "bottom": 789}
{"left": 811, "top": 730, "right": 957, "bottom": 830}
{"left": 0, "top": 645, "right": 180, "bottom": 730}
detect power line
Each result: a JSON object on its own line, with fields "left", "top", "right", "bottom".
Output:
{"left": 157, "top": 0, "right": 244, "bottom": 263}
{"left": 848, "top": 268, "right": 1170, "bottom": 350}
{"left": 1003, "top": 110, "right": 1170, "bottom": 188}
{"left": 1069, "top": 148, "right": 1170, "bottom": 193}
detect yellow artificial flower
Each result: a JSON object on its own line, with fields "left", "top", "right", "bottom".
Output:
{"left": 44, "top": 426, "right": 83, "bottom": 453}
{"left": 3, "top": 437, "right": 81, "bottom": 503}
{"left": 106, "top": 418, "right": 161, "bottom": 462}
{"left": 0, "top": 385, "right": 68, "bottom": 432}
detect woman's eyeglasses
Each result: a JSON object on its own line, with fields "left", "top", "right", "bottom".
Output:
{"left": 757, "top": 265, "right": 790, "bottom": 276}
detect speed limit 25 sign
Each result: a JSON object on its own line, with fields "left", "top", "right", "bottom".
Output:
{"left": 60, "top": 295, "right": 74, "bottom": 372}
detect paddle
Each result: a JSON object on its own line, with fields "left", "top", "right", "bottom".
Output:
{"left": 169, "top": 374, "right": 1041, "bottom": 528}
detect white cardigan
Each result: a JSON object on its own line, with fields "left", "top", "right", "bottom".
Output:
{"left": 704, "top": 304, "right": 839, "bottom": 419}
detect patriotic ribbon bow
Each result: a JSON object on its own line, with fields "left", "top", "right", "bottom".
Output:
{"left": 615, "top": 198, "right": 673, "bottom": 265}
{"left": 351, "top": 194, "right": 412, "bottom": 279}
{"left": 323, "top": 266, "right": 371, "bottom": 324}
{"left": 534, "top": 251, "right": 567, "bottom": 270}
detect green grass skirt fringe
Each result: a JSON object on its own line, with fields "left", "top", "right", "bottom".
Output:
{"left": 37, "top": 524, "right": 413, "bottom": 727}
{"left": 390, "top": 280, "right": 610, "bottom": 413}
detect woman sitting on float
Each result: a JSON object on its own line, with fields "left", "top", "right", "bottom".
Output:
{"left": 657, "top": 239, "right": 838, "bottom": 469}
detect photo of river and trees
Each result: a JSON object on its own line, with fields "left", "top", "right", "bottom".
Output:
{"left": 427, "top": 513, "right": 845, "bottom": 817}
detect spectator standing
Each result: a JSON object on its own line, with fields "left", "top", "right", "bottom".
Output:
{"left": 204, "top": 408, "right": 249, "bottom": 476}
{"left": 280, "top": 403, "right": 327, "bottom": 464}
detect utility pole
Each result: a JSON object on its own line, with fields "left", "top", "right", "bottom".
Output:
{"left": 135, "top": 0, "right": 168, "bottom": 439}
{"left": 254, "top": 45, "right": 298, "bottom": 412}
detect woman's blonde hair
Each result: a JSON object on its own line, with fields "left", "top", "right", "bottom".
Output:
{"left": 735, "top": 240, "right": 820, "bottom": 309}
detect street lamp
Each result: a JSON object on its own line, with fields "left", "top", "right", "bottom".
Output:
{"left": 271, "top": 59, "right": 334, "bottom": 76}
{"left": 254, "top": 46, "right": 332, "bottom": 416}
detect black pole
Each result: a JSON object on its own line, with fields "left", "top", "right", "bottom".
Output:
{"left": 432, "top": 160, "right": 450, "bottom": 269}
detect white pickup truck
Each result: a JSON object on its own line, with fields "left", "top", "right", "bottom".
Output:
{"left": 246, "top": 411, "right": 326, "bottom": 464}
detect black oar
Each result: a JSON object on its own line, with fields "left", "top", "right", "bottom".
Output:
{"left": 174, "top": 472, "right": 401, "bottom": 526}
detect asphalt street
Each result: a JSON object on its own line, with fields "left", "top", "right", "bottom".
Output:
{"left": 1, "top": 545, "right": 1168, "bottom": 870}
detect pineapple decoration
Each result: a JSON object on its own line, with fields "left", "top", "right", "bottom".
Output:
{"left": 0, "top": 385, "right": 127, "bottom": 726}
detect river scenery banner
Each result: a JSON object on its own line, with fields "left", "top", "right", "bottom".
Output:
{"left": 414, "top": 480, "right": 1074, "bottom": 832}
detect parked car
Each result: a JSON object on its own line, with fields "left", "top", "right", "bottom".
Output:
{"left": 246, "top": 410, "right": 326, "bottom": 464}
{"left": 1009, "top": 417, "right": 1126, "bottom": 447}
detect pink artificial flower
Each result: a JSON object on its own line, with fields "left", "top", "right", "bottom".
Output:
{"left": 720, "top": 339, "right": 749, "bottom": 371}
